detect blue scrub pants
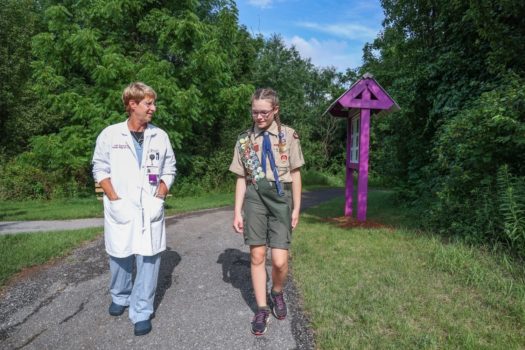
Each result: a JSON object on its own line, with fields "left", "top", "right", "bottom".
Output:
{"left": 109, "top": 254, "right": 161, "bottom": 324}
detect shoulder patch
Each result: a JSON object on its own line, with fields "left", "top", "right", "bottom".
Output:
{"left": 237, "top": 129, "right": 250, "bottom": 137}
{"left": 237, "top": 129, "right": 250, "bottom": 140}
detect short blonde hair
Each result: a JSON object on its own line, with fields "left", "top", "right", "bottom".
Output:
{"left": 122, "top": 82, "right": 157, "bottom": 114}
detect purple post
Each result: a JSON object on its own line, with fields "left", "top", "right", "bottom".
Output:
{"left": 345, "top": 117, "right": 353, "bottom": 216}
{"left": 357, "top": 89, "right": 371, "bottom": 221}
{"left": 323, "top": 73, "right": 399, "bottom": 223}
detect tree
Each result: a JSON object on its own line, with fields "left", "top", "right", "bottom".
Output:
{"left": 0, "top": 0, "right": 43, "bottom": 156}
{"left": 1, "top": 0, "right": 260, "bottom": 199}
{"left": 252, "top": 35, "right": 349, "bottom": 171}
{"left": 359, "top": 0, "right": 525, "bottom": 247}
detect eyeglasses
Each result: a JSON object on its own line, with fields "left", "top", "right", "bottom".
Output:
{"left": 140, "top": 100, "right": 156, "bottom": 108}
{"left": 251, "top": 109, "right": 274, "bottom": 118}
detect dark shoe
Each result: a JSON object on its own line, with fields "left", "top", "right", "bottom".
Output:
{"left": 108, "top": 302, "right": 126, "bottom": 316}
{"left": 270, "top": 291, "right": 287, "bottom": 320}
{"left": 134, "top": 320, "right": 152, "bottom": 336}
{"left": 251, "top": 308, "right": 270, "bottom": 336}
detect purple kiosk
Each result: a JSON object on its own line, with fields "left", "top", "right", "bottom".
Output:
{"left": 324, "top": 73, "right": 400, "bottom": 222}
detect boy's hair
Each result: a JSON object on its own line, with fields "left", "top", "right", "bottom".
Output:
{"left": 122, "top": 82, "right": 157, "bottom": 114}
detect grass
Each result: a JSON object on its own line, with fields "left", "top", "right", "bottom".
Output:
{"left": 164, "top": 192, "right": 233, "bottom": 215}
{"left": 292, "top": 191, "right": 525, "bottom": 349}
{"left": 0, "top": 228, "right": 102, "bottom": 287}
{"left": 0, "top": 198, "right": 105, "bottom": 221}
{"left": 302, "top": 168, "right": 345, "bottom": 191}
{"left": 0, "top": 192, "right": 234, "bottom": 221}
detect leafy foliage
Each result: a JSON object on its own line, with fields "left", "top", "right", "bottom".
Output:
{"left": 360, "top": 0, "right": 525, "bottom": 256}
{"left": 0, "top": 1, "right": 347, "bottom": 200}
{"left": 423, "top": 76, "right": 525, "bottom": 242}
{"left": 0, "top": 0, "right": 43, "bottom": 156}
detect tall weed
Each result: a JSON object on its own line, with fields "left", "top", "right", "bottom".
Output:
{"left": 497, "top": 165, "right": 525, "bottom": 256}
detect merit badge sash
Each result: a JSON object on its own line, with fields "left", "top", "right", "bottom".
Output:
{"left": 238, "top": 133, "right": 291, "bottom": 230}
{"left": 238, "top": 134, "right": 265, "bottom": 189}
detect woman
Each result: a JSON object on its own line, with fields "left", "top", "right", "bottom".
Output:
{"left": 229, "top": 88, "right": 304, "bottom": 336}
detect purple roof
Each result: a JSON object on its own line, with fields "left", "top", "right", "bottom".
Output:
{"left": 324, "top": 73, "right": 400, "bottom": 118}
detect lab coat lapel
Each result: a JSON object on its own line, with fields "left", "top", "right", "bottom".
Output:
{"left": 120, "top": 121, "right": 139, "bottom": 162}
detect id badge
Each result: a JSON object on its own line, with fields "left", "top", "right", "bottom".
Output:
{"left": 147, "top": 166, "right": 159, "bottom": 185}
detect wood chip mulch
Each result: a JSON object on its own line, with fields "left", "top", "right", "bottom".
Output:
{"left": 321, "top": 216, "right": 394, "bottom": 230}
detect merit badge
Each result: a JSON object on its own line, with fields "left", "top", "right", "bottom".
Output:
{"left": 253, "top": 144, "right": 259, "bottom": 152}
{"left": 281, "top": 154, "right": 288, "bottom": 162}
{"left": 293, "top": 131, "right": 299, "bottom": 139}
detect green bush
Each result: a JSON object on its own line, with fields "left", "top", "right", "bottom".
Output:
{"left": 425, "top": 75, "right": 525, "bottom": 253}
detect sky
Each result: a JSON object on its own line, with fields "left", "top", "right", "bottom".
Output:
{"left": 236, "top": 0, "right": 385, "bottom": 72}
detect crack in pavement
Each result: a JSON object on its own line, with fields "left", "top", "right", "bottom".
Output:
{"left": 59, "top": 302, "right": 85, "bottom": 325}
{"left": 13, "top": 328, "right": 47, "bottom": 350}
{"left": 58, "top": 285, "right": 107, "bottom": 325}
{"left": 0, "top": 288, "right": 65, "bottom": 341}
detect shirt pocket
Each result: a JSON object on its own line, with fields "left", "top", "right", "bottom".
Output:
{"left": 277, "top": 151, "right": 290, "bottom": 177}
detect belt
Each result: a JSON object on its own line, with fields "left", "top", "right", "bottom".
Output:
{"left": 246, "top": 180, "right": 292, "bottom": 190}
{"left": 269, "top": 181, "right": 292, "bottom": 190}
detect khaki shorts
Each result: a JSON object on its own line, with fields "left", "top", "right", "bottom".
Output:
{"left": 243, "top": 182, "right": 293, "bottom": 249}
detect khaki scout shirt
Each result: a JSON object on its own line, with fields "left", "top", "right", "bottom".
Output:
{"left": 229, "top": 121, "right": 305, "bottom": 182}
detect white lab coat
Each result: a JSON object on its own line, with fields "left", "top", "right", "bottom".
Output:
{"left": 92, "top": 121, "right": 176, "bottom": 257}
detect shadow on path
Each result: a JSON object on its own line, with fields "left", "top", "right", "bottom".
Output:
{"left": 216, "top": 248, "right": 257, "bottom": 312}
{"left": 153, "top": 247, "right": 181, "bottom": 312}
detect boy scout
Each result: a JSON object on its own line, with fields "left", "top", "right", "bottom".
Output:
{"left": 230, "top": 88, "right": 304, "bottom": 336}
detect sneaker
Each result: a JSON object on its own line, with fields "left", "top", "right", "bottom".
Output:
{"left": 270, "top": 291, "right": 287, "bottom": 320}
{"left": 251, "top": 308, "right": 270, "bottom": 336}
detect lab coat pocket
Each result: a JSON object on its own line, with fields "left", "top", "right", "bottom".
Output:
{"left": 106, "top": 198, "right": 133, "bottom": 224}
{"left": 150, "top": 196, "right": 165, "bottom": 222}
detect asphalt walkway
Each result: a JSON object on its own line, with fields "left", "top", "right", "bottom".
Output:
{"left": 0, "top": 188, "right": 343, "bottom": 350}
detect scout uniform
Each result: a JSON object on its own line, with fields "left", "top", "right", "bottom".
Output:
{"left": 229, "top": 121, "right": 305, "bottom": 249}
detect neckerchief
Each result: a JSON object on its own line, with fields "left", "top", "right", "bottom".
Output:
{"left": 261, "top": 132, "right": 284, "bottom": 196}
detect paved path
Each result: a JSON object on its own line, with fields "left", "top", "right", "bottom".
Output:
{"left": 0, "top": 218, "right": 104, "bottom": 235}
{"left": 0, "top": 189, "right": 343, "bottom": 350}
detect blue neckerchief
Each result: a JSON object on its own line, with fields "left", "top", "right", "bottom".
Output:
{"left": 261, "top": 131, "right": 284, "bottom": 196}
